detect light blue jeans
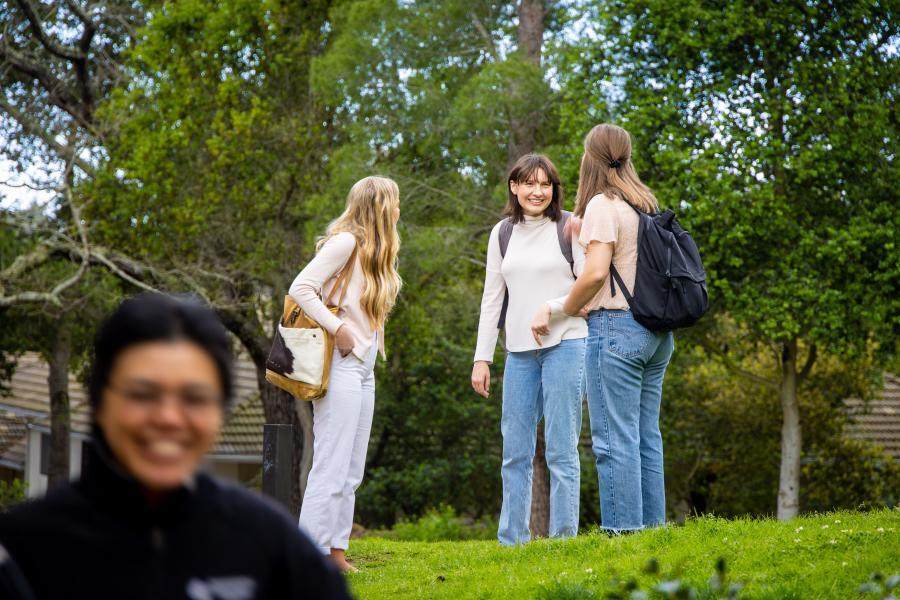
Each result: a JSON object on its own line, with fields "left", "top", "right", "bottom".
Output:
{"left": 586, "top": 310, "right": 674, "bottom": 533}
{"left": 498, "top": 337, "right": 586, "bottom": 545}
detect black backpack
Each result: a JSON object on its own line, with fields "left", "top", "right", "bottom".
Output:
{"left": 497, "top": 211, "right": 574, "bottom": 329}
{"left": 609, "top": 203, "right": 708, "bottom": 331}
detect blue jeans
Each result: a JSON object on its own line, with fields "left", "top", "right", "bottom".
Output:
{"left": 498, "top": 338, "right": 586, "bottom": 545}
{"left": 586, "top": 310, "right": 674, "bottom": 532}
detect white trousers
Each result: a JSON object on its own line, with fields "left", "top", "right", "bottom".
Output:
{"left": 298, "top": 334, "right": 377, "bottom": 553}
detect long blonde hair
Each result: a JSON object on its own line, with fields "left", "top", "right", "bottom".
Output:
{"left": 317, "top": 176, "right": 402, "bottom": 329}
{"left": 573, "top": 123, "right": 658, "bottom": 217}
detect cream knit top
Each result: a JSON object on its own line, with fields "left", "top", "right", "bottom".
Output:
{"left": 474, "top": 214, "right": 587, "bottom": 363}
{"left": 289, "top": 232, "right": 385, "bottom": 361}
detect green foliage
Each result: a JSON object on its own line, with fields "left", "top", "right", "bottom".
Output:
{"left": 567, "top": 0, "right": 899, "bottom": 354}
{"left": 90, "top": 0, "right": 336, "bottom": 303}
{"left": 661, "top": 317, "right": 899, "bottom": 518}
{"left": 0, "top": 479, "right": 26, "bottom": 512}
{"left": 387, "top": 505, "right": 497, "bottom": 542}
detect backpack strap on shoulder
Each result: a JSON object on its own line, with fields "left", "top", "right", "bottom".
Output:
{"left": 498, "top": 218, "right": 514, "bottom": 258}
{"left": 556, "top": 210, "right": 575, "bottom": 277}
{"left": 497, "top": 219, "right": 513, "bottom": 329}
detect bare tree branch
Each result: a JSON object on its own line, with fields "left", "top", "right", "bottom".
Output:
{"left": 0, "top": 44, "right": 94, "bottom": 132}
{"left": 63, "top": 0, "right": 92, "bottom": 29}
{"left": 471, "top": 14, "right": 499, "bottom": 60}
{"left": 0, "top": 97, "right": 96, "bottom": 176}
{"left": 15, "top": 0, "right": 86, "bottom": 62}
{"left": 0, "top": 158, "right": 91, "bottom": 307}
{"left": 0, "top": 244, "right": 51, "bottom": 282}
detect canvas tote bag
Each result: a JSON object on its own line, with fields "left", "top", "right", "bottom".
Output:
{"left": 265, "top": 247, "right": 357, "bottom": 400}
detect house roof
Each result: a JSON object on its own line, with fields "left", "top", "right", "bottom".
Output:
{"left": 845, "top": 373, "right": 900, "bottom": 460}
{"left": 0, "top": 351, "right": 266, "bottom": 468}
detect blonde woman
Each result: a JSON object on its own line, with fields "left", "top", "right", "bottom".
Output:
{"left": 557, "top": 124, "right": 674, "bottom": 533}
{"left": 289, "top": 176, "right": 401, "bottom": 572}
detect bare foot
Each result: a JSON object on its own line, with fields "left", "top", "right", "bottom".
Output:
{"left": 329, "top": 548, "right": 359, "bottom": 573}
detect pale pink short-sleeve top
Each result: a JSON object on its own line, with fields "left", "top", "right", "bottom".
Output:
{"left": 578, "top": 193, "right": 640, "bottom": 311}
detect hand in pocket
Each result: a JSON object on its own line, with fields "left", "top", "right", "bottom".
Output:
{"left": 335, "top": 324, "right": 355, "bottom": 357}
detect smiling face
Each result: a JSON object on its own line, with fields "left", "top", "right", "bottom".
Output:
{"left": 96, "top": 340, "right": 224, "bottom": 492}
{"left": 510, "top": 168, "right": 553, "bottom": 218}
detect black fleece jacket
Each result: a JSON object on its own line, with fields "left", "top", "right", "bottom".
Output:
{"left": 0, "top": 441, "right": 352, "bottom": 600}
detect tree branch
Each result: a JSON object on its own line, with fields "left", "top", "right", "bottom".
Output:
{"left": 63, "top": 0, "right": 92, "bottom": 29}
{"left": 15, "top": 0, "right": 86, "bottom": 62}
{"left": 471, "top": 14, "right": 499, "bottom": 60}
{"left": 0, "top": 44, "right": 94, "bottom": 132}
{"left": 797, "top": 343, "right": 817, "bottom": 382}
{"left": 0, "top": 97, "right": 96, "bottom": 176}
{"left": 0, "top": 244, "right": 51, "bottom": 283}
{"left": 699, "top": 337, "right": 779, "bottom": 390}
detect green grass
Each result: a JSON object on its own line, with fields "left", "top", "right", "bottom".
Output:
{"left": 345, "top": 509, "right": 899, "bottom": 599}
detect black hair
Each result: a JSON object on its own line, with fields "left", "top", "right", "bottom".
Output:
{"left": 88, "top": 293, "right": 234, "bottom": 411}
{"left": 503, "top": 153, "right": 564, "bottom": 224}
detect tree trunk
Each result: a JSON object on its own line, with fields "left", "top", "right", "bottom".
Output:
{"left": 46, "top": 325, "right": 72, "bottom": 490}
{"left": 530, "top": 426, "right": 550, "bottom": 538}
{"left": 509, "top": 0, "right": 551, "bottom": 538}
{"left": 218, "top": 305, "right": 314, "bottom": 518}
{"left": 256, "top": 365, "right": 306, "bottom": 516}
{"left": 777, "top": 338, "right": 801, "bottom": 520}
{"left": 507, "top": 0, "right": 545, "bottom": 169}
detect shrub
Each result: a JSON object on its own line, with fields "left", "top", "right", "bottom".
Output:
{"left": 390, "top": 505, "right": 497, "bottom": 542}
{"left": 0, "top": 479, "right": 26, "bottom": 512}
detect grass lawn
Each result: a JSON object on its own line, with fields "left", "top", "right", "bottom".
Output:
{"left": 345, "top": 509, "right": 899, "bottom": 599}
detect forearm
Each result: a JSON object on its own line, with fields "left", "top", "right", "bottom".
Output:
{"left": 288, "top": 277, "right": 345, "bottom": 334}
{"left": 562, "top": 274, "right": 605, "bottom": 316}
{"left": 562, "top": 241, "right": 613, "bottom": 315}
{"left": 288, "top": 234, "right": 355, "bottom": 334}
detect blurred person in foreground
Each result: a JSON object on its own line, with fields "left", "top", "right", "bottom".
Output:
{"left": 0, "top": 293, "right": 352, "bottom": 600}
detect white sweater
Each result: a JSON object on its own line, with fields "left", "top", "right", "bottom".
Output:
{"left": 288, "top": 232, "right": 384, "bottom": 361}
{"left": 474, "top": 215, "right": 587, "bottom": 363}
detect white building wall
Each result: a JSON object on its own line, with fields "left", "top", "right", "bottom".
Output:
{"left": 24, "top": 428, "right": 86, "bottom": 498}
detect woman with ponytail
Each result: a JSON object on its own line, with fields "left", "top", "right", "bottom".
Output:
{"left": 556, "top": 124, "right": 674, "bottom": 533}
{"left": 289, "top": 176, "right": 402, "bottom": 571}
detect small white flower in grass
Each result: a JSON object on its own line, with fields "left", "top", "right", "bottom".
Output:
{"left": 559, "top": 572, "right": 567, "bottom": 577}
{"left": 585, "top": 568, "right": 593, "bottom": 574}
{"left": 794, "top": 538, "right": 801, "bottom": 543}
{"left": 829, "top": 539, "right": 837, "bottom": 544}
{"left": 821, "top": 524, "right": 829, "bottom": 529}
{"left": 840, "top": 529, "right": 851, "bottom": 533}
{"left": 877, "top": 527, "right": 885, "bottom": 533}
{"left": 834, "top": 519, "right": 841, "bottom": 524}
{"left": 794, "top": 526, "right": 804, "bottom": 533}
{"left": 842, "top": 562, "right": 848, "bottom": 567}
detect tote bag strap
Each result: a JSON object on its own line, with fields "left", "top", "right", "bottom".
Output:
{"left": 324, "top": 245, "right": 358, "bottom": 308}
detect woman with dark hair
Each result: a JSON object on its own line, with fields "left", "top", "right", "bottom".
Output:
{"left": 471, "top": 154, "right": 587, "bottom": 545}
{"left": 0, "top": 293, "right": 351, "bottom": 600}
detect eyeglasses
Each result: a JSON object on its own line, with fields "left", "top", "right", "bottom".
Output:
{"left": 106, "top": 382, "right": 223, "bottom": 413}
{"left": 519, "top": 180, "right": 552, "bottom": 189}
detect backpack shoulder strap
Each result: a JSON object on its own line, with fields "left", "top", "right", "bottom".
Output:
{"left": 496, "top": 219, "right": 513, "bottom": 329}
{"left": 556, "top": 211, "right": 575, "bottom": 276}
{"left": 498, "top": 218, "right": 514, "bottom": 257}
